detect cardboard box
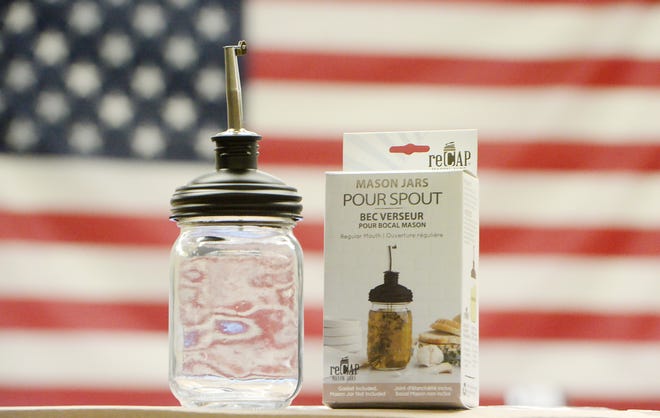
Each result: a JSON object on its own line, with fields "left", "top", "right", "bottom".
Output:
{"left": 323, "top": 130, "right": 479, "bottom": 408}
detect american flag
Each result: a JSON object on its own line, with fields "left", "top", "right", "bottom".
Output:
{"left": 1, "top": 0, "right": 659, "bottom": 410}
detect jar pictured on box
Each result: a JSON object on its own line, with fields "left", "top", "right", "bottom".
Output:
{"left": 168, "top": 41, "right": 303, "bottom": 409}
{"left": 367, "top": 245, "right": 413, "bottom": 370}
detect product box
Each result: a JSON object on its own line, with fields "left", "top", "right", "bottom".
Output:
{"left": 323, "top": 130, "right": 479, "bottom": 408}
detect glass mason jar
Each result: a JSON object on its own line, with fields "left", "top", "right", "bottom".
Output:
{"left": 169, "top": 39, "right": 303, "bottom": 409}
{"left": 367, "top": 301, "right": 413, "bottom": 370}
{"left": 169, "top": 216, "right": 303, "bottom": 408}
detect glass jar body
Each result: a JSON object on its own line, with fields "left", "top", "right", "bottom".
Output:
{"left": 367, "top": 302, "right": 413, "bottom": 370}
{"left": 169, "top": 217, "right": 303, "bottom": 408}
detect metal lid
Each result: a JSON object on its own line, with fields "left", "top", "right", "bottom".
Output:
{"left": 369, "top": 271, "right": 413, "bottom": 303}
{"left": 368, "top": 245, "right": 413, "bottom": 303}
{"left": 170, "top": 41, "right": 302, "bottom": 221}
{"left": 170, "top": 165, "right": 303, "bottom": 220}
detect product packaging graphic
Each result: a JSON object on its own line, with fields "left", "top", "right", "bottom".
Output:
{"left": 323, "top": 130, "right": 479, "bottom": 408}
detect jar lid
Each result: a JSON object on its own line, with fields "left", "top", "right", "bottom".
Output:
{"left": 170, "top": 138, "right": 303, "bottom": 220}
{"left": 170, "top": 41, "right": 302, "bottom": 221}
{"left": 369, "top": 271, "right": 413, "bottom": 303}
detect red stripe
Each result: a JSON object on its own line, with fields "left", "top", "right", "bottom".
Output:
{"left": 480, "top": 310, "right": 660, "bottom": 341}
{"left": 0, "top": 210, "right": 323, "bottom": 252}
{"left": 251, "top": 50, "right": 660, "bottom": 87}
{"left": 0, "top": 210, "right": 180, "bottom": 247}
{"left": 0, "top": 386, "right": 316, "bottom": 407}
{"left": 259, "top": 137, "right": 660, "bottom": 172}
{"left": 481, "top": 225, "right": 660, "bottom": 257}
{"left": 566, "top": 396, "right": 660, "bottom": 411}
{"left": 259, "top": 137, "right": 341, "bottom": 167}
{"left": 0, "top": 387, "right": 658, "bottom": 410}
{"left": 0, "top": 298, "right": 168, "bottom": 332}
{"left": 304, "top": 303, "right": 324, "bottom": 339}
{"left": 0, "top": 387, "right": 179, "bottom": 407}
{"left": 2, "top": 300, "right": 659, "bottom": 342}
{"left": 480, "top": 141, "right": 660, "bottom": 172}
{"left": 1, "top": 210, "right": 658, "bottom": 256}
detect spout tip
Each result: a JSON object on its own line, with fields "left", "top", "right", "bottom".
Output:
{"left": 237, "top": 40, "right": 247, "bottom": 55}
{"left": 225, "top": 40, "right": 247, "bottom": 56}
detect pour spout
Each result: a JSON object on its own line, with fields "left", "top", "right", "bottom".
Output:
{"left": 387, "top": 245, "right": 397, "bottom": 271}
{"left": 224, "top": 40, "right": 248, "bottom": 132}
{"left": 212, "top": 40, "right": 260, "bottom": 170}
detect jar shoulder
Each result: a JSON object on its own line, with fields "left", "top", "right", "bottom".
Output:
{"left": 172, "top": 224, "right": 301, "bottom": 258}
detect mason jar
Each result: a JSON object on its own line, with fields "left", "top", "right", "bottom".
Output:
{"left": 169, "top": 216, "right": 303, "bottom": 408}
{"left": 367, "top": 301, "right": 413, "bottom": 370}
{"left": 168, "top": 39, "right": 303, "bottom": 408}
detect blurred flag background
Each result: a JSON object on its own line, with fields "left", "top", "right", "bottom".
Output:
{"left": 1, "top": 0, "right": 659, "bottom": 410}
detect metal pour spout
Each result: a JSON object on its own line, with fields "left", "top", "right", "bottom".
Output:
{"left": 224, "top": 40, "right": 248, "bottom": 133}
{"left": 212, "top": 40, "right": 260, "bottom": 170}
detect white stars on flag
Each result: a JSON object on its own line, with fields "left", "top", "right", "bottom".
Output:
{"left": 1, "top": 0, "right": 241, "bottom": 160}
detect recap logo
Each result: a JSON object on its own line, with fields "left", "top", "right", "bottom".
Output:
{"left": 428, "top": 142, "right": 472, "bottom": 168}
{"left": 329, "top": 356, "right": 360, "bottom": 376}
